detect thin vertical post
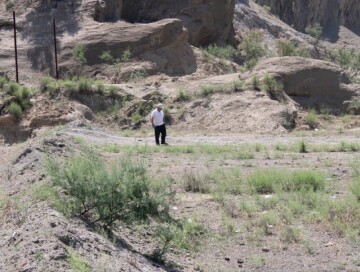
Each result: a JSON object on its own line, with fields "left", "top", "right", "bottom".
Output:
{"left": 53, "top": 17, "right": 59, "bottom": 80}
{"left": 13, "top": 11, "right": 19, "bottom": 83}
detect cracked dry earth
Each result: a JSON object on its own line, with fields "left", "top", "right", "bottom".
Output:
{"left": 1, "top": 125, "right": 360, "bottom": 272}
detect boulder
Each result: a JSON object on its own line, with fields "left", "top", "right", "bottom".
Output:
{"left": 252, "top": 57, "right": 358, "bottom": 111}
{"left": 59, "top": 18, "right": 195, "bottom": 76}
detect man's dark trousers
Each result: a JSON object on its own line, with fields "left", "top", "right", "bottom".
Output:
{"left": 154, "top": 124, "right": 166, "bottom": 145}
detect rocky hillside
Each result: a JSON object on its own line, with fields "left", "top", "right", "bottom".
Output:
{"left": 253, "top": 0, "right": 360, "bottom": 35}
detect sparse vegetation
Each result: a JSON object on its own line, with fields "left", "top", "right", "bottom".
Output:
{"left": 126, "top": 70, "right": 148, "bottom": 82}
{"left": 305, "top": 23, "right": 323, "bottom": 40}
{"left": 239, "top": 30, "right": 268, "bottom": 70}
{"left": 182, "top": 172, "right": 210, "bottom": 193}
{"left": 276, "top": 39, "right": 310, "bottom": 58}
{"left": 252, "top": 75, "right": 260, "bottom": 90}
{"left": 198, "top": 82, "right": 242, "bottom": 97}
{"left": 304, "top": 109, "right": 319, "bottom": 129}
{"left": 329, "top": 47, "right": 360, "bottom": 72}
{"left": 262, "top": 74, "right": 281, "bottom": 93}
{"left": 73, "top": 44, "right": 87, "bottom": 69}
{"left": 203, "top": 44, "right": 238, "bottom": 61}
{"left": 1, "top": 81, "right": 33, "bottom": 119}
{"left": 174, "top": 88, "right": 191, "bottom": 102}
{"left": 46, "top": 149, "right": 168, "bottom": 228}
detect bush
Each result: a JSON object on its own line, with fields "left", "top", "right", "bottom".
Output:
{"left": 122, "top": 49, "right": 132, "bottom": 62}
{"left": 329, "top": 47, "right": 356, "bottom": 69}
{"left": 281, "top": 170, "right": 325, "bottom": 192}
{"left": 3, "top": 81, "right": 33, "bottom": 118}
{"left": 0, "top": 76, "right": 8, "bottom": 89}
{"left": 174, "top": 88, "right": 191, "bottom": 102}
{"left": 77, "top": 78, "right": 93, "bottom": 93}
{"left": 276, "top": 39, "right": 310, "bottom": 58}
{"left": 182, "top": 172, "right": 209, "bottom": 193}
{"left": 248, "top": 169, "right": 326, "bottom": 194}
{"left": 73, "top": 44, "right": 86, "bottom": 67}
{"left": 100, "top": 50, "right": 116, "bottom": 64}
{"left": 46, "top": 151, "right": 165, "bottom": 227}
{"left": 262, "top": 74, "right": 280, "bottom": 92}
{"left": 239, "top": 31, "right": 268, "bottom": 69}
{"left": 127, "top": 70, "right": 148, "bottom": 82}
{"left": 40, "top": 76, "right": 60, "bottom": 94}
{"left": 199, "top": 84, "right": 215, "bottom": 97}
{"left": 305, "top": 23, "right": 322, "bottom": 40}
{"left": 247, "top": 169, "right": 285, "bottom": 194}
{"left": 299, "top": 140, "right": 307, "bottom": 153}
{"left": 233, "top": 80, "right": 244, "bottom": 92}
{"left": 252, "top": 75, "right": 260, "bottom": 90}
{"left": 203, "top": 44, "right": 237, "bottom": 61}
{"left": 7, "top": 102, "right": 22, "bottom": 119}
{"left": 305, "top": 109, "right": 319, "bottom": 129}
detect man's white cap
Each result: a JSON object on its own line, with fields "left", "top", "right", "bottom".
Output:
{"left": 157, "top": 103, "right": 163, "bottom": 109}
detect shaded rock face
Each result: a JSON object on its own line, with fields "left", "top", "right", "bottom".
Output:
{"left": 253, "top": 57, "right": 357, "bottom": 112}
{"left": 94, "top": 0, "right": 122, "bottom": 22}
{"left": 59, "top": 18, "right": 196, "bottom": 76}
{"left": 253, "top": 0, "right": 360, "bottom": 39}
{"left": 119, "top": 0, "right": 235, "bottom": 46}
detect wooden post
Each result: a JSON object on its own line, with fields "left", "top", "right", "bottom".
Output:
{"left": 53, "top": 17, "right": 59, "bottom": 80}
{"left": 13, "top": 11, "right": 19, "bottom": 83}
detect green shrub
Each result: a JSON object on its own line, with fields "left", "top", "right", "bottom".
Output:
{"left": 199, "top": 84, "right": 215, "bottom": 97}
{"left": 276, "top": 39, "right": 310, "bottom": 58}
{"left": 127, "top": 70, "right": 148, "bottom": 82}
{"left": 46, "top": 151, "right": 165, "bottom": 227}
{"left": 305, "top": 23, "right": 322, "bottom": 40}
{"left": 281, "top": 170, "right": 325, "bottom": 192}
{"left": 182, "top": 173, "right": 209, "bottom": 193}
{"left": 0, "top": 76, "right": 8, "bottom": 89}
{"left": 329, "top": 47, "right": 355, "bottom": 69}
{"left": 233, "top": 79, "right": 244, "bottom": 92}
{"left": 252, "top": 75, "right": 260, "bottom": 90}
{"left": 108, "top": 85, "right": 118, "bottom": 96}
{"left": 174, "top": 88, "right": 191, "bottom": 102}
{"left": 262, "top": 74, "right": 280, "bottom": 92}
{"left": 7, "top": 102, "right": 22, "bottom": 119}
{"left": 77, "top": 78, "right": 93, "bottom": 92}
{"left": 248, "top": 169, "right": 285, "bottom": 194}
{"left": 67, "top": 248, "right": 90, "bottom": 272}
{"left": 40, "top": 76, "right": 60, "bottom": 93}
{"left": 280, "top": 226, "right": 302, "bottom": 243}
{"left": 262, "top": 5, "right": 271, "bottom": 13}
{"left": 239, "top": 31, "right": 268, "bottom": 69}
{"left": 243, "top": 58, "right": 259, "bottom": 71}
{"left": 122, "top": 49, "right": 132, "bottom": 62}
{"left": 203, "top": 44, "right": 237, "bottom": 61}
{"left": 3, "top": 81, "right": 33, "bottom": 118}
{"left": 73, "top": 44, "right": 86, "bottom": 66}
{"left": 299, "top": 140, "right": 307, "bottom": 153}
{"left": 100, "top": 50, "right": 116, "bottom": 64}
{"left": 131, "top": 113, "right": 142, "bottom": 123}
{"left": 305, "top": 109, "right": 319, "bottom": 129}
{"left": 61, "top": 80, "right": 77, "bottom": 92}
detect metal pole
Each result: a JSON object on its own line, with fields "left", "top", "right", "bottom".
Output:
{"left": 13, "top": 11, "right": 19, "bottom": 83}
{"left": 53, "top": 17, "right": 59, "bottom": 80}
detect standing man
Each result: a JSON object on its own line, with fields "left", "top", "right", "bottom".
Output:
{"left": 150, "top": 103, "right": 167, "bottom": 145}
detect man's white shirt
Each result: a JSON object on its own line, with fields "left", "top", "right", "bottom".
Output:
{"left": 151, "top": 110, "right": 164, "bottom": 126}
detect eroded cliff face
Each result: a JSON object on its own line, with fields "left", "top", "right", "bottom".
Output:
{"left": 253, "top": 0, "right": 360, "bottom": 37}
{"left": 95, "top": 0, "right": 235, "bottom": 46}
